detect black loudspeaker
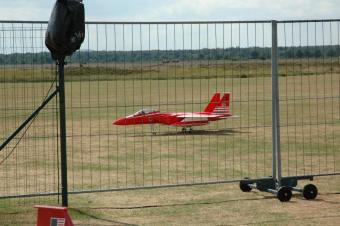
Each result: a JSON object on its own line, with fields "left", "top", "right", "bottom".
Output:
{"left": 45, "top": 0, "right": 85, "bottom": 60}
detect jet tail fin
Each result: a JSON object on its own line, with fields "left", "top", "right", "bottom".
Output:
{"left": 204, "top": 92, "right": 230, "bottom": 114}
{"left": 204, "top": 93, "right": 220, "bottom": 113}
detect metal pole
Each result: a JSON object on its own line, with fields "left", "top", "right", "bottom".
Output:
{"left": 57, "top": 58, "right": 68, "bottom": 207}
{"left": 271, "top": 20, "right": 282, "bottom": 187}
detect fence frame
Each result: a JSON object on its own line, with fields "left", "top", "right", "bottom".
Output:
{"left": 0, "top": 19, "right": 340, "bottom": 204}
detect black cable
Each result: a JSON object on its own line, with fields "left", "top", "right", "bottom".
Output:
{"left": 0, "top": 78, "right": 57, "bottom": 165}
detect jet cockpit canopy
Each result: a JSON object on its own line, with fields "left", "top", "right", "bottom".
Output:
{"left": 133, "top": 109, "right": 159, "bottom": 116}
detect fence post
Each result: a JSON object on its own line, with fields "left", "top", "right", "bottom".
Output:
{"left": 57, "top": 58, "right": 68, "bottom": 207}
{"left": 271, "top": 20, "right": 282, "bottom": 187}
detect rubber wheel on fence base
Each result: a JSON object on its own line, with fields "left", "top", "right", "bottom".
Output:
{"left": 303, "top": 184, "right": 318, "bottom": 200}
{"left": 239, "top": 181, "right": 252, "bottom": 192}
{"left": 277, "top": 187, "right": 292, "bottom": 202}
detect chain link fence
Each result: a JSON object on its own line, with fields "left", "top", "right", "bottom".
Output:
{"left": 0, "top": 20, "right": 339, "bottom": 202}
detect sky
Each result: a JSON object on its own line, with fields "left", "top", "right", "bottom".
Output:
{"left": 0, "top": 0, "right": 339, "bottom": 22}
{"left": 0, "top": 0, "right": 339, "bottom": 52}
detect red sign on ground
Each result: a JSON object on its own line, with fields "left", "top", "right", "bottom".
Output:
{"left": 34, "top": 205, "right": 74, "bottom": 226}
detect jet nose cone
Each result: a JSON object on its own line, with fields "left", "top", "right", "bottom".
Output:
{"left": 113, "top": 119, "right": 123, "bottom": 125}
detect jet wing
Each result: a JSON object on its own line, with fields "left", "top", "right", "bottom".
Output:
{"left": 170, "top": 121, "right": 208, "bottom": 127}
{"left": 174, "top": 113, "right": 223, "bottom": 118}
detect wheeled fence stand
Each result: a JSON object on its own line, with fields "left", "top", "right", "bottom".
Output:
{"left": 239, "top": 176, "right": 318, "bottom": 202}
{"left": 239, "top": 21, "right": 318, "bottom": 202}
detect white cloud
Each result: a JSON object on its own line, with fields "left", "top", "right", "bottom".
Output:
{"left": 0, "top": 0, "right": 53, "bottom": 21}
{"left": 139, "top": 0, "right": 339, "bottom": 21}
{"left": 0, "top": 0, "right": 338, "bottom": 21}
{"left": 0, "top": 7, "right": 48, "bottom": 21}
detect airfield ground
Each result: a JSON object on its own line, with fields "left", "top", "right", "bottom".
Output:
{"left": 0, "top": 59, "right": 339, "bottom": 225}
{"left": 0, "top": 177, "right": 340, "bottom": 225}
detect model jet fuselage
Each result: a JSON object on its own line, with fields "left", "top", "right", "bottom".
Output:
{"left": 113, "top": 92, "right": 233, "bottom": 128}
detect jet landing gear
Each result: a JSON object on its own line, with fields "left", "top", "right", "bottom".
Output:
{"left": 150, "top": 125, "right": 159, "bottom": 135}
{"left": 181, "top": 127, "right": 193, "bottom": 133}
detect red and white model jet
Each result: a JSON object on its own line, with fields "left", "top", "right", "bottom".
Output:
{"left": 113, "top": 92, "right": 234, "bottom": 132}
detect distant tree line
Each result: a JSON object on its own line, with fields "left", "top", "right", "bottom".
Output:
{"left": 0, "top": 45, "right": 339, "bottom": 65}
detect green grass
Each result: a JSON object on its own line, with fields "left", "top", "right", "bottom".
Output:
{"left": 1, "top": 179, "right": 340, "bottom": 225}
{"left": 0, "top": 59, "right": 340, "bottom": 225}
{"left": 1, "top": 58, "right": 340, "bottom": 82}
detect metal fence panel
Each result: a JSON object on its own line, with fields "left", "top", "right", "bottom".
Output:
{"left": 1, "top": 19, "right": 339, "bottom": 201}
{"left": 0, "top": 22, "right": 59, "bottom": 201}
{"left": 277, "top": 21, "right": 340, "bottom": 177}
{"left": 63, "top": 21, "right": 274, "bottom": 193}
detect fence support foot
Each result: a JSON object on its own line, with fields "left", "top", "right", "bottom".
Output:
{"left": 239, "top": 176, "right": 318, "bottom": 202}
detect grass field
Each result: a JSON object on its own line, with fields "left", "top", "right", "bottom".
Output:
{"left": 1, "top": 58, "right": 340, "bottom": 82}
{"left": 0, "top": 178, "right": 340, "bottom": 225}
{"left": 0, "top": 59, "right": 340, "bottom": 225}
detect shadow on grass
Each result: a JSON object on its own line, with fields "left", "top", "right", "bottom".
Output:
{"left": 71, "top": 193, "right": 340, "bottom": 225}
{"left": 71, "top": 208, "right": 137, "bottom": 226}
{"left": 129, "top": 129, "right": 244, "bottom": 137}
{"left": 82, "top": 196, "right": 275, "bottom": 210}
{"left": 300, "top": 192, "right": 340, "bottom": 204}
{"left": 80, "top": 192, "right": 340, "bottom": 211}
